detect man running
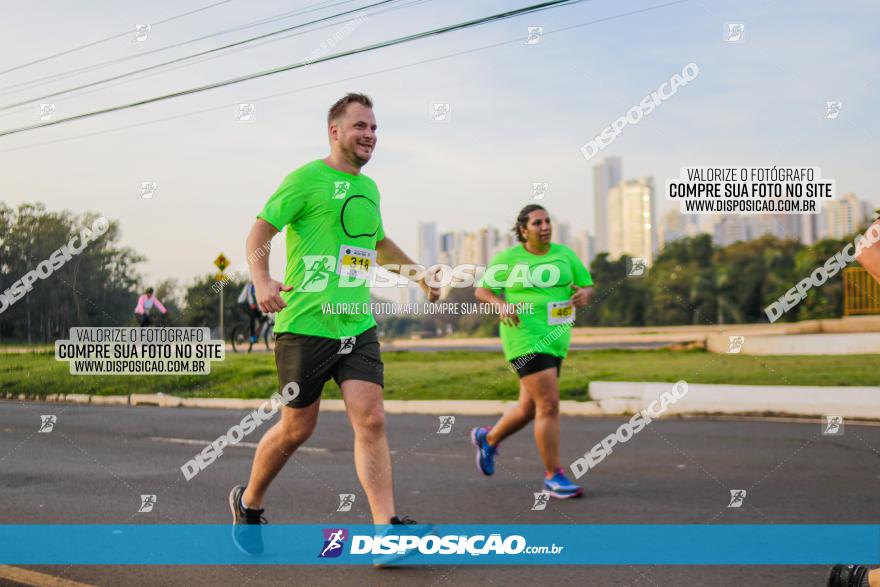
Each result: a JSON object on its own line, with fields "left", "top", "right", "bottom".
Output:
{"left": 828, "top": 219, "right": 880, "bottom": 587}
{"left": 229, "top": 93, "right": 439, "bottom": 554}
{"left": 471, "top": 204, "right": 593, "bottom": 498}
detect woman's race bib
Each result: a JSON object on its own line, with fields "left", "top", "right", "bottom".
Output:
{"left": 547, "top": 300, "right": 574, "bottom": 325}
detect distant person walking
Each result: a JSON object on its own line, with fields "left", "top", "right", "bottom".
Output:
{"left": 134, "top": 287, "right": 168, "bottom": 327}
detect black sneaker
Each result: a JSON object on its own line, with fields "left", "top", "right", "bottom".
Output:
{"left": 229, "top": 485, "right": 266, "bottom": 555}
{"left": 827, "top": 564, "right": 870, "bottom": 587}
{"left": 373, "top": 515, "right": 435, "bottom": 567}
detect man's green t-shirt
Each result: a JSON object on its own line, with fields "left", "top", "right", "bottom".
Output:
{"left": 477, "top": 243, "right": 593, "bottom": 361}
{"left": 257, "top": 159, "right": 384, "bottom": 339}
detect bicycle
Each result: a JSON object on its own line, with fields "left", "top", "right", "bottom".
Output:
{"left": 135, "top": 311, "right": 170, "bottom": 327}
{"left": 231, "top": 312, "right": 275, "bottom": 353}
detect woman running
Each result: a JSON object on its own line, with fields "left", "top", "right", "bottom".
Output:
{"left": 471, "top": 204, "right": 593, "bottom": 498}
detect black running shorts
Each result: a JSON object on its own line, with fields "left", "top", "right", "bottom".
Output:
{"left": 274, "top": 326, "right": 384, "bottom": 408}
{"left": 509, "top": 353, "right": 562, "bottom": 378}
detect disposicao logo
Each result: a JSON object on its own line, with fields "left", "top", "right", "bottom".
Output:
{"left": 319, "top": 528, "right": 348, "bottom": 558}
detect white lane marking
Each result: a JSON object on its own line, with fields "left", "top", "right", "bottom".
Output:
{"left": 149, "top": 436, "right": 329, "bottom": 453}
{"left": 0, "top": 565, "right": 95, "bottom": 587}
{"left": 678, "top": 415, "right": 880, "bottom": 427}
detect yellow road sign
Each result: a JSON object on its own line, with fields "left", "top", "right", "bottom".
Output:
{"left": 214, "top": 253, "right": 229, "bottom": 271}
{"left": 214, "top": 273, "right": 227, "bottom": 282}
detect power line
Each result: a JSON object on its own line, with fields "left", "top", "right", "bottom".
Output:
{"left": 0, "top": 0, "right": 238, "bottom": 77}
{"left": 0, "top": 0, "right": 688, "bottom": 152}
{"left": 0, "top": 0, "right": 361, "bottom": 97}
{"left": 0, "top": 0, "right": 401, "bottom": 113}
{"left": 0, "top": 0, "right": 588, "bottom": 138}
{"left": 0, "top": 0, "right": 428, "bottom": 122}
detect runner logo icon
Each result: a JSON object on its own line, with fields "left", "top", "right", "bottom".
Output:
{"left": 337, "top": 494, "right": 355, "bottom": 512}
{"left": 299, "top": 255, "right": 334, "bottom": 292}
{"left": 823, "top": 415, "right": 844, "bottom": 435}
{"left": 532, "top": 491, "right": 550, "bottom": 511}
{"left": 138, "top": 494, "right": 157, "bottom": 513}
{"left": 339, "top": 337, "right": 355, "bottom": 354}
{"left": 728, "top": 489, "right": 746, "bottom": 508}
{"left": 38, "top": 415, "right": 57, "bottom": 433}
{"left": 436, "top": 416, "right": 455, "bottom": 434}
{"left": 333, "top": 181, "right": 350, "bottom": 199}
{"left": 319, "top": 528, "right": 348, "bottom": 558}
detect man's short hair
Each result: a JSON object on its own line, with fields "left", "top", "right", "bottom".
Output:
{"left": 327, "top": 93, "right": 373, "bottom": 125}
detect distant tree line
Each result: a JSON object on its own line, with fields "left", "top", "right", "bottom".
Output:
{"left": 0, "top": 203, "right": 142, "bottom": 343}
{"left": 0, "top": 202, "right": 873, "bottom": 342}
{"left": 379, "top": 231, "right": 874, "bottom": 337}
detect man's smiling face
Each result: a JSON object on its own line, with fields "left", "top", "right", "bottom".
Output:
{"left": 330, "top": 103, "right": 377, "bottom": 167}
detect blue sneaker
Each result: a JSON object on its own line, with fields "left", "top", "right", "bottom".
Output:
{"left": 543, "top": 468, "right": 583, "bottom": 499}
{"left": 372, "top": 515, "right": 436, "bottom": 567}
{"left": 229, "top": 485, "right": 266, "bottom": 555}
{"left": 249, "top": 335, "right": 258, "bottom": 343}
{"left": 470, "top": 426, "right": 498, "bottom": 476}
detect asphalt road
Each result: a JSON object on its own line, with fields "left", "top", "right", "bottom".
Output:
{"left": 2, "top": 400, "right": 879, "bottom": 586}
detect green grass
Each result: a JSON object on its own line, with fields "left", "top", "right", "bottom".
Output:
{"left": 1, "top": 348, "right": 877, "bottom": 401}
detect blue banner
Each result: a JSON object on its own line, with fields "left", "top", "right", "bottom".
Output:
{"left": 1, "top": 525, "right": 877, "bottom": 565}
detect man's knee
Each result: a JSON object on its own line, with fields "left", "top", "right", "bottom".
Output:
{"left": 352, "top": 406, "right": 386, "bottom": 437}
{"left": 279, "top": 410, "right": 317, "bottom": 447}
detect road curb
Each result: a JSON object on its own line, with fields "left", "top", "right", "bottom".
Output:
{"left": 2, "top": 392, "right": 602, "bottom": 416}
{"left": 4, "top": 382, "right": 878, "bottom": 419}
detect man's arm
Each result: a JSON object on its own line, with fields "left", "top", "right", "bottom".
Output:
{"left": 375, "top": 236, "right": 440, "bottom": 302}
{"left": 247, "top": 218, "right": 292, "bottom": 313}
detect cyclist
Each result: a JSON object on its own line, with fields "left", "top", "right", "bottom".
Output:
{"left": 237, "top": 281, "right": 265, "bottom": 343}
{"left": 133, "top": 287, "right": 167, "bottom": 327}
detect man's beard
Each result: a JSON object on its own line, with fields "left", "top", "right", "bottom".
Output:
{"left": 342, "top": 140, "right": 370, "bottom": 166}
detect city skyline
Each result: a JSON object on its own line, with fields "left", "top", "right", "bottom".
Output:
{"left": 1, "top": 0, "right": 878, "bottom": 287}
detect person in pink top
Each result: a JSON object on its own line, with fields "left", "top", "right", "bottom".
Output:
{"left": 134, "top": 287, "right": 167, "bottom": 327}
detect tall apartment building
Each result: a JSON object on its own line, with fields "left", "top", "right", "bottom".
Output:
{"left": 608, "top": 177, "right": 657, "bottom": 265}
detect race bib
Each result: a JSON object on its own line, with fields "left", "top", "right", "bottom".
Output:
{"left": 548, "top": 300, "right": 574, "bottom": 325}
{"left": 336, "top": 244, "right": 376, "bottom": 280}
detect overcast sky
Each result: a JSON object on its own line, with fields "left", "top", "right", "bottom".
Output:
{"left": 1, "top": 0, "right": 877, "bottom": 287}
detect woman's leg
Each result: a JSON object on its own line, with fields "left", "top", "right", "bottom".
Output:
{"left": 519, "top": 367, "right": 561, "bottom": 474}
{"left": 486, "top": 381, "right": 535, "bottom": 446}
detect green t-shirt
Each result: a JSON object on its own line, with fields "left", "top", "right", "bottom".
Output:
{"left": 477, "top": 243, "right": 593, "bottom": 361}
{"left": 257, "top": 159, "right": 385, "bottom": 339}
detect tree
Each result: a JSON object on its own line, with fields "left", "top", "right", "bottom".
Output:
{"left": 0, "top": 203, "right": 143, "bottom": 342}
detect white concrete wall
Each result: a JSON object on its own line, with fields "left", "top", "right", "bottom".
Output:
{"left": 706, "top": 332, "right": 880, "bottom": 355}
{"left": 590, "top": 381, "right": 880, "bottom": 418}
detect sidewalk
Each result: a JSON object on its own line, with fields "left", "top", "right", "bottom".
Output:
{"left": 6, "top": 381, "right": 878, "bottom": 419}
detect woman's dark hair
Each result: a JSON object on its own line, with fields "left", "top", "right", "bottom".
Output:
{"left": 145, "top": 287, "right": 154, "bottom": 295}
{"left": 511, "top": 204, "right": 546, "bottom": 243}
